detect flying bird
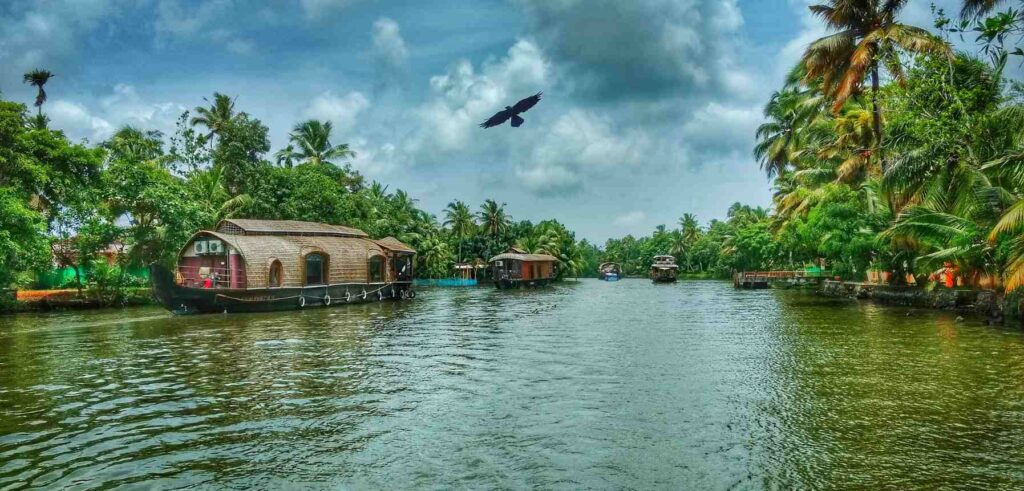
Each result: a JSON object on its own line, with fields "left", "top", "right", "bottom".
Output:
{"left": 480, "top": 92, "right": 542, "bottom": 129}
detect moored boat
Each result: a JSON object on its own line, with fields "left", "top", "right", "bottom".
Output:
{"left": 489, "top": 247, "right": 558, "bottom": 289}
{"left": 650, "top": 255, "right": 679, "bottom": 283}
{"left": 599, "top": 262, "right": 621, "bottom": 281}
{"left": 151, "top": 219, "right": 416, "bottom": 314}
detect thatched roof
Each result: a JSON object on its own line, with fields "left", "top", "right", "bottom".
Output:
{"left": 372, "top": 236, "right": 416, "bottom": 254}
{"left": 184, "top": 231, "right": 389, "bottom": 287}
{"left": 216, "top": 219, "right": 368, "bottom": 238}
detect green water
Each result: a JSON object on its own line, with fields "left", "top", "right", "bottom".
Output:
{"left": 2, "top": 280, "right": 1024, "bottom": 489}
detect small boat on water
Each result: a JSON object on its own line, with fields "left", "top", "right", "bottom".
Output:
{"left": 650, "top": 255, "right": 679, "bottom": 283}
{"left": 598, "top": 262, "right": 621, "bottom": 281}
{"left": 489, "top": 247, "right": 558, "bottom": 289}
{"left": 151, "top": 219, "right": 416, "bottom": 314}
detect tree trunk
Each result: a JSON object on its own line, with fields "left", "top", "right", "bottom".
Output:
{"left": 871, "top": 61, "right": 883, "bottom": 170}
{"left": 73, "top": 263, "right": 83, "bottom": 296}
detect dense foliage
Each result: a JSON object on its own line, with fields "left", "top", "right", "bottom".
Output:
{"left": 0, "top": 90, "right": 599, "bottom": 304}
{"left": 601, "top": 1, "right": 1024, "bottom": 299}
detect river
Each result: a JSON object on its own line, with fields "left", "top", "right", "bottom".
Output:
{"left": 2, "top": 279, "right": 1024, "bottom": 489}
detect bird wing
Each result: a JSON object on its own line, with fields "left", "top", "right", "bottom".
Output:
{"left": 480, "top": 108, "right": 512, "bottom": 128}
{"left": 512, "top": 92, "right": 542, "bottom": 113}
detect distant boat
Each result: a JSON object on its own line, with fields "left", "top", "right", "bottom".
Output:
{"left": 489, "top": 247, "right": 558, "bottom": 289}
{"left": 599, "top": 262, "right": 621, "bottom": 281}
{"left": 650, "top": 255, "right": 679, "bottom": 283}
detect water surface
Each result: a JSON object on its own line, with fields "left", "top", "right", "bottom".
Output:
{"left": 2, "top": 280, "right": 1024, "bottom": 489}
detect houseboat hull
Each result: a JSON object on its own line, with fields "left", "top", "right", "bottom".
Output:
{"left": 494, "top": 277, "right": 554, "bottom": 289}
{"left": 650, "top": 270, "right": 678, "bottom": 283}
{"left": 599, "top": 273, "right": 620, "bottom": 281}
{"left": 151, "top": 265, "right": 413, "bottom": 315}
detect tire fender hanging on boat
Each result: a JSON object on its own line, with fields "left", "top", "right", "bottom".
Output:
{"left": 323, "top": 294, "right": 331, "bottom": 306}
{"left": 298, "top": 296, "right": 306, "bottom": 308}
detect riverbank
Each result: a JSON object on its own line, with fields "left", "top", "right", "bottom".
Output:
{"left": 819, "top": 280, "right": 1010, "bottom": 322}
{"left": 1, "top": 288, "right": 156, "bottom": 313}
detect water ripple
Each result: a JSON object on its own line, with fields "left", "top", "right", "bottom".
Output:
{"left": 2, "top": 280, "right": 1024, "bottom": 488}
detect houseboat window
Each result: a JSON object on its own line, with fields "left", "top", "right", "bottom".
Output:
{"left": 269, "top": 260, "right": 283, "bottom": 288}
{"left": 369, "top": 255, "right": 385, "bottom": 282}
{"left": 305, "top": 253, "right": 325, "bottom": 285}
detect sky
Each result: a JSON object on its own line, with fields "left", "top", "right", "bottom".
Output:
{"left": 0, "top": 0, "right": 972, "bottom": 243}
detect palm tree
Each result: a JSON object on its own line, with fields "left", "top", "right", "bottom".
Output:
{"left": 444, "top": 200, "right": 475, "bottom": 263}
{"left": 960, "top": 0, "right": 1008, "bottom": 18}
{"left": 274, "top": 144, "right": 297, "bottom": 168}
{"left": 477, "top": 199, "right": 511, "bottom": 240}
{"left": 285, "top": 119, "right": 355, "bottom": 166}
{"left": 801, "top": 0, "right": 949, "bottom": 153}
{"left": 22, "top": 69, "right": 54, "bottom": 120}
{"left": 754, "top": 87, "right": 822, "bottom": 178}
{"left": 190, "top": 92, "right": 236, "bottom": 144}
{"left": 679, "top": 213, "right": 701, "bottom": 245}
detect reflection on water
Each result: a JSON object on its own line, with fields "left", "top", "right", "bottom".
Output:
{"left": 2, "top": 280, "right": 1024, "bottom": 488}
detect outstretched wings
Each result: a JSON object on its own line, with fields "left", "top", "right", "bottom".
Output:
{"left": 480, "top": 108, "right": 513, "bottom": 128}
{"left": 512, "top": 92, "right": 542, "bottom": 114}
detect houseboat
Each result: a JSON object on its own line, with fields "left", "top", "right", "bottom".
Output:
{"left": 151, "top": 219, "right": 416, "bottom": 314}
{"left": 598, "top": 262, "right": 621, "bottom": 281}
{"left": 489, "top": 247, "right": 558, "bottom": 289}
{"left": 650, "top": 255, "right": 679, "bottom": 283}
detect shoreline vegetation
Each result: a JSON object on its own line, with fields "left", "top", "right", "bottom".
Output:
{"left": 5, "top": 1, "right": 1024, "bottom": 322}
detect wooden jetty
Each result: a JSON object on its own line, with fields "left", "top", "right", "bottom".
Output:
{"left": 733, "top": 270, "right": 830, "bottom": 289}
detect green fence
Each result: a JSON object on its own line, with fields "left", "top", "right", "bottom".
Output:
{"left": 34, "top": 266, "right": 150, "bottom": 290}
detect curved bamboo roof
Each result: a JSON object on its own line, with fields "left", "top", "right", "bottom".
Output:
{"left": 182, "top": 229, "right": 415, "bottom": 288}
{"left": 373, "top": 236, "right": 416, "bottom": 253}
{"left": 216, "top": 219, "right": 368, "bottom": 237}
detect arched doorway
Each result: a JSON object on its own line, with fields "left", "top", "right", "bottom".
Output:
{"left": 304, "top": 253, "right": 327, "bottom": 285}
{"left": 268, "top": 259, "right": 283, "bottom": 287}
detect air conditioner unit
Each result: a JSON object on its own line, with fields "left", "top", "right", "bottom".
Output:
{"left": 207, "top": 240, "right": 224, "bottom": 254}
{"left": 193, "top": 240, "right": 208, "bottom": 255}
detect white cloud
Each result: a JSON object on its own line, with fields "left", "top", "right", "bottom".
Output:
{"left": 681, "top": 102, "right": 762, "bottom": 157}
{"left": 372, "top": 17, "right": 409, "bottom": 90}
{"left": 48, "top": 100, "right": 114, "bottom": 142}
{"left": 45, "top": 84, "right": 184, "bottom": 143}
{"left": 302, "top": 91, "right": 370, "bottom": 133}
{"left": 515, "top": 164, "right": 582, "bottom": 196}
{"left": 300, "top": 0, "right": 358, "bottom": 19}
{"left": 410, "top": 39, "right": 549, "bottom": 155}
{"left": 372, "top": 18, "right": 408, "bottom": 68}
{"left": 613, "top": 211, "right": 647, "bottom": 227}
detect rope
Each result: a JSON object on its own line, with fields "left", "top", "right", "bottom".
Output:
{"left": 215, "top": 283, "right": 399, "bottom": 303}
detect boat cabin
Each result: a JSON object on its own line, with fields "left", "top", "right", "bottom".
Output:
{"left": 650, "top": 255, "right": 679, "bottom": 283}
{"left": 599, "top": 262, "right": 622, "bottom": 280}
{"left": 174, "top": 219, "right": 415, "bottom": 290}
{"left": 488, "top": 247, "right": 558, "bottom": 289}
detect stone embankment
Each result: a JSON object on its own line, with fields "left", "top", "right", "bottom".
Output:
{"left": 820, "top": 280, "right": 1006, "bottom": 322}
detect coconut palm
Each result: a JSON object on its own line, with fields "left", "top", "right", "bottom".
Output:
{"left": 960, "top": 0, "right": 1009, "bottom": 18}
{"left": 444, "top": 200, "right": 475, "bottom": 262}
{"left": 754, "top": 87, "right": 823, "bottom": 178}
{"left": 801, "top": 0, "right": 950, "bottom": 153}
{"left": 190, "top": 93, "right": 236, "bottom": 144}
{"left": 679, "top": 213, "right": 701, "bottom": 245}
{"left": 477, "top": 199, "right": 511, "bottom": 240}
{"left": 285, "top": 119, "right": 355, "bottom": 166}
{"left": 274, "top": 144, "right": 297, "bottom": 168}
{"left": 22, "top": 69, "right": 54, "bottom": 120}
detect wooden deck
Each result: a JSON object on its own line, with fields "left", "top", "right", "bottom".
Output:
{"left": 733, "top": 270, "right": 830, "bottom": 289}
